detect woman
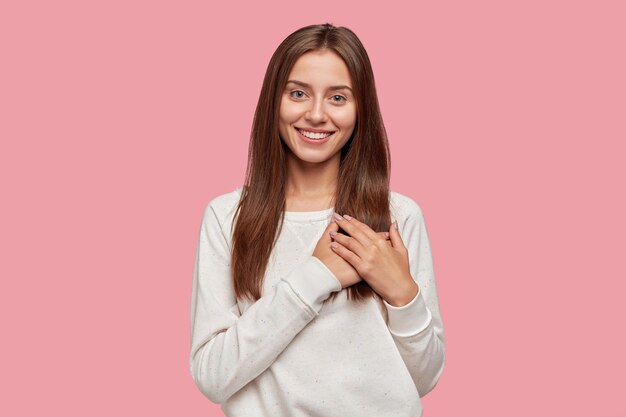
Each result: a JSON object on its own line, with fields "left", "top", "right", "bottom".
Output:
{"left": 189, "top": 23, "right": 445, "bottom": 417}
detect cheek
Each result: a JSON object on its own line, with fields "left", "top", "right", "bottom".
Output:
{"left": 278, "top": 102, "right": 290, "bottom": 133}
{"left": 279, "top": 98, "right": 301, "bottom": 122}
{"left": 334, "top": 107, "right": 357, "bottom": 130}
{"left": 333, "top": 105, "right": 356, "bottom": 129}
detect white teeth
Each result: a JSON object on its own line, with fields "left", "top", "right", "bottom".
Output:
{"left": 297, "top": 128, "right": 333, "bottom": 139}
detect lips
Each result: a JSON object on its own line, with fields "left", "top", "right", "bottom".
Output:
{"left": 295, "top": 127, "right": 335, "bottom": 134}
{"left": 295, "top": 127, "right": 334, "bottom": 144}
{"left": 296, "top": 127, "right": 335, "bottom": 141}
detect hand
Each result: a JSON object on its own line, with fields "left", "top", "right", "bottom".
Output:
{"left": 312, "top": 220, "right": 392, "bottom": 289}
{"left": 312, "top": 221, "right": 361, "bottom": 288}
{"left": 329, "top": 213, "right": 419, "bottom": 306}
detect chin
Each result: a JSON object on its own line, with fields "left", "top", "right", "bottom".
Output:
{"left": 293, "top": 151, "right": 332, "bottom": 164}
{"left": 281, "top": 134, "right": 344, "bottom": 165}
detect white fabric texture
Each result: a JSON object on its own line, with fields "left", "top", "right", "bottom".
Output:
{"left": 189, "top": 186, "right": 446, "bottom": 417}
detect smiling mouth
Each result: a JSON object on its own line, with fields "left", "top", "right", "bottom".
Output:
{"left": 295, "top": 127, "right": 335, "bottom": 140}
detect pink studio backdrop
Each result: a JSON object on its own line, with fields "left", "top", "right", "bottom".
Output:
{"left": 1, "top": 0, "right": 624, "bottom": 416}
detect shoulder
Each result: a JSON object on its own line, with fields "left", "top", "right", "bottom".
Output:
{"left": 389, "top": 190, "right": 425, "bottom": 223}
{"left": 206, "top": 186, "right": 243, "bottom": 213}
{"left": 203, "top": 186, "right": 244, "bottom": 227}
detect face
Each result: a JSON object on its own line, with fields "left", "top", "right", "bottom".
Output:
{"left": 278, "top": 49, "right": 357, "bottom": 165}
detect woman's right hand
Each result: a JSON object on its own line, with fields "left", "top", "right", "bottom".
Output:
{"left": 313, "top": 220, "right": 360, "bottom": 288}
{"left": 312, "top": 220, "right": 390, "bottom": 289}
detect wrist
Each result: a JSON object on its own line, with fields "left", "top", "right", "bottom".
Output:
{"left": 385, "top": 279, "right": 419, "bottom": 307}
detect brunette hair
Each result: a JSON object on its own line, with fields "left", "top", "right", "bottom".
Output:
{"left": 231, "top": 23, "right": 392, "bottom": 304}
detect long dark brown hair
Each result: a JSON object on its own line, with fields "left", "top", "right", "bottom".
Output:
{"left": 231, "top": 23, "right": 392, "bottom": 304}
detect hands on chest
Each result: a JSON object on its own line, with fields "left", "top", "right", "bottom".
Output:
{"left": 312, "top": 213, "right": 419, "bottom": 307}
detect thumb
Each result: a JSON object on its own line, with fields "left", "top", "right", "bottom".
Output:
{"left": 389, "top": 220, "right": 405, "bottom": 250}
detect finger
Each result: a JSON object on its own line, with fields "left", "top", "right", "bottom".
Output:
{"left": 389, "top": 220, "right": 406, "bottom": 251}
{"left": 333, "top": 213, "right": 378, "bottom": 244}
{"left": 343, "top": 214, "right": 383, "bottom": 241}
{"left": 321, "top": 220, "right": 339, "bottom": 243}
{"left": 330, "top": 240, "right": 361, "bottom": 268}
{"left": 330, "top": 229, "right": 366, "bottom": 256}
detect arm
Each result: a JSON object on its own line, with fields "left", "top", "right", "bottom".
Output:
{"left": 383, "top": 198, "right": 446, "bottom": 397}
{"left": 189, "top": 201, "right": 342, "bottom": 404}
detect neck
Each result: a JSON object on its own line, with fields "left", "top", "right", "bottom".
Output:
{"left": 284, "top": 152, "right": 340, "bottom": 199}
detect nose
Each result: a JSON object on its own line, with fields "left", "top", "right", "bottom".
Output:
{"left": 305, "top": 98, "right": 328, "bottom": 124}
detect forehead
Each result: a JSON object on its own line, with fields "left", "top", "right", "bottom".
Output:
{"left": 287, "top": 50, "right": 352, "bottom": 87}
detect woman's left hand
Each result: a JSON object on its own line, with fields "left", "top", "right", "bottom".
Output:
{"left": 329, "top": 213, "right": 419, "bottom": 307}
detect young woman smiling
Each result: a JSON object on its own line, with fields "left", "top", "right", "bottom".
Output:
{"left": 189, "top": 23, "right": 446, "bottom": 417}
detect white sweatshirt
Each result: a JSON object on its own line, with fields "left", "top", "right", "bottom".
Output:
{"left": 189, "top": 186, "right": 446, "bottom": 417}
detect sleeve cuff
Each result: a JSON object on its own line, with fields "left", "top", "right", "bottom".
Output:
{"left": 383, "top": 286, "right": 433, "bottom": 337}
{"left": 281, "top": 256, "right": 342, "bottom": 313}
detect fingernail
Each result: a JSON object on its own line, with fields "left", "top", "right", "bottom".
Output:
{"left": 384, "top": 232, "right": 389, "bottom": 239}
{"left": 343, "top": 214, "right": 353, "bottom": 221}
{"left": 329, "top": 231, "right": 337, "bottom": 237}
{"left": 333, "top": 213, "right": 343, "bottom": 221}
{"left": 393, "top": 220, "right": 398, "bottom": 230}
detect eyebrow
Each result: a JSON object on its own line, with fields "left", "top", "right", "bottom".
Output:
{"left": 286, "top": 79, "right": 353, "bottom": 93}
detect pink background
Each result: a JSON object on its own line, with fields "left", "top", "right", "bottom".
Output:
{"left": 1, "top": 0, "right": 624, "bottom": 415}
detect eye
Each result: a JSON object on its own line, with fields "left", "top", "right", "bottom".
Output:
{"left": 331, "top": 94, "right": 347, "bottom": 103}
{"left": 289, "top": 90, "right": 306, "bottom": 99}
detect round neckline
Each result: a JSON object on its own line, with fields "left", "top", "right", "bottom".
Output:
{"left": 283, "top": 206, "right": 335, "bottom": 222}
{"left": 234, "top": 186, "right": 335, "bottom": 222}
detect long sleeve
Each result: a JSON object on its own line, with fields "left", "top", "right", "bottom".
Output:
{"left": 189, "top": 201, "right": 342, "bottom": 404}
{"left": 383, "top": 197, "right": 446, "bottom": 397}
